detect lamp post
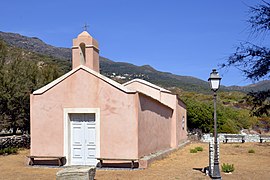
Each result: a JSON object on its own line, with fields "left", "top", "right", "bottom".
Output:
{"left": 208, "top": 69, "right": 222, "bottom": 179}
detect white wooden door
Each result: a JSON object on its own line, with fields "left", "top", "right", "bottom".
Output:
{"left": 84, "top": 114, "right": 96, "bottom": 165}
{"left": 70, "top": 113, "right": 96, "bottom": 165}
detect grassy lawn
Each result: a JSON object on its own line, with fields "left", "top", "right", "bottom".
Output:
{"left": 0, "top": 142, "right": 270, "bottom": 180}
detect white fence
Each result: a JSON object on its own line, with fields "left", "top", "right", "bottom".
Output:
{"left": 201, "top": 133, "right": 261, "bottom": 143}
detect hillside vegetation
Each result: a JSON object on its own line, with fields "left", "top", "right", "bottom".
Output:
{"left": 0, "top": 31, "right": 268, "bottom": 134}
{"left": 175, "top": 90, "right": 259, "bottom": 133}
{"left": 1, "top": 31, "right": 269, "bottom": 94}
{"left": 0, "top": 40, "right": 69, "bottom": 133}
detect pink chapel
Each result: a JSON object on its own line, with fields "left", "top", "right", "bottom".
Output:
{"left": 30, "top": 31, "right": 188, "bottom": 168}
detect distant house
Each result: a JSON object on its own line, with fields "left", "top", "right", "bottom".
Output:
{"left": 30, "top": 31, "right": 187, "bottom": 168}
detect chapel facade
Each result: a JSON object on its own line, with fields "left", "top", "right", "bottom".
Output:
{"left": 30, "top": 31, "right": 187, "bottom": 168}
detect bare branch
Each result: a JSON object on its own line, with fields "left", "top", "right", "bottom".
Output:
{"left": 248, "top": 1, "right": 270, "bottom": 36}
{"left": 223, "top": 42, "right": 270, "bottom": 81}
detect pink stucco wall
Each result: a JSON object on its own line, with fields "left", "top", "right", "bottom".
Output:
{"left": 176, "top": 100, "right": 187, "bottom": 142}
{"left": 160, "top": 92, "right": 177, "bottom": 147}
{"left": 124, "top": 80, "right": 188, "bottom": 148}
{"left": 31, "top": 69, "right": 138, "bottom": 159}
{"left": 137, "top": 93, "right": 173, "bottom": 158}
{"left": 160, "top": 92, "right": 188, "bottom": 146}
{"left": 125, "top": 81, "right": 161, "bottom": 101}
{"left": 31, "top": 68, "right": 187, "bottom": 165}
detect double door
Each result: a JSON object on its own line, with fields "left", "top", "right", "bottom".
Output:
{"left": 70, "top": 113, "right": 96, "bottom": 165}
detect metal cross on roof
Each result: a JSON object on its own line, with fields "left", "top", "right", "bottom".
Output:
{"left": 83, "top": 23, "right": 89, "bottom": 31}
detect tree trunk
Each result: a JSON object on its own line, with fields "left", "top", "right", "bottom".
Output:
{"left": 12, "top": 126, "right": 17, "bottom": 135}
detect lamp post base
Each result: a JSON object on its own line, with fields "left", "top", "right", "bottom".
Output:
{"left": 211, "top": 164, "right": 221, "bottom": 179}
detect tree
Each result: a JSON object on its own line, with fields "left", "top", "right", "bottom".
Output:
{"left": 221, "top": 1, "right": 270, "bottom": 116}
{"left": 185, "top": 98, "right": 213, "bottom": 133}
{"left": 0, "top": 40, "right": 64, "bottom": 134}
{"left": 181, "top": 91, "right": 252, "bottom": 133}
{"left": 246, "top": 90, "right": 270, "bottom": 116}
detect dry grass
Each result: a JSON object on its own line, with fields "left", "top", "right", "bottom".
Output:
{"left": 0, "top": 142, "right": 270, "bottom": 180}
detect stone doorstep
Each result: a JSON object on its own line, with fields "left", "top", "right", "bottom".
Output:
{"left": 138, "top": 140, "right": 190, "bottom": 169}
{"left": 56, "top": 166, "right": 96, "bottom": 180}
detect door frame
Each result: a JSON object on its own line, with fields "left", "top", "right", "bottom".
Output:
{"left": 63, "top": 108, "right": 100, "bottom": 166}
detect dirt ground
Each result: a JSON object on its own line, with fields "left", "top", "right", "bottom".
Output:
{"left": 0, "top": 142, "right": 270, "bottom": 180}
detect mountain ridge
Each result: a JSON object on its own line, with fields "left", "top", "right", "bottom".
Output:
{"left": 0, "top": 31, "right": 269, "bottom": 93}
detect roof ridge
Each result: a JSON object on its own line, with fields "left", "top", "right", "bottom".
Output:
{"left": 33, "top": 65, "right": 136, "bottom": 95}
{"left": 123, "top": 78, "right": 171, "bottom": 93}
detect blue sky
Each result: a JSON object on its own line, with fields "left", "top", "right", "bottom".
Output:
{"left": 0, "top": 0, "right": 265, "bottom": 86}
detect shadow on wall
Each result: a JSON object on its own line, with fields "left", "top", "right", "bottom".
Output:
{"left": 139, "top": 93, "right": 173, "bottom": 119}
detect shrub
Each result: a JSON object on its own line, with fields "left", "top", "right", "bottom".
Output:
{"left": 221, "top": 163, "right": 235, "bottom": 173}
{"left": 248, "top": 149, "right": 255, "bottom": 153}
{"left": 10, "top": 147, "right": 18, "bottom": 154}
{"left": 0, "top": 147, "right": 18, "bottom": 155}
{"left": 190, "top": 149, "right": 198, "bottom": 153}
{"left": 195, "top": 146, "right": 203, "bottom": 151}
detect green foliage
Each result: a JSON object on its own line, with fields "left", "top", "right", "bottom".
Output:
{"left": 0, "top": 147, "right": 18, "bottom": 155}
{"left": 181, "top": 90, "right": 258, "bottom": 133}
{"left": 190, "top": 149, "right": 197, "bottom": 153}
{"left": 248, "top": 149, "right": 255, "bottom": 153}
{"left": 0, "top": 40, "right": 67, "bottom": 134}
{"left": 190, "top": 147, "right": 203, "bottom": 153}
{"left": 194, "top": 146, "right": 203, "bottom": 151}
{"left": 182, "top": 93, "right": 214, "bottom": 133}
{"left": 221, "top": 163, "right": 235, "bottom": 173}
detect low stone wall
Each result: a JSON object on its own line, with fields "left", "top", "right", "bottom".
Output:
{"left": 201, "top": 133, "right": 261, "bottom": 143}
{"left": 0, "top": 134, "right": 30, "bottom": 149}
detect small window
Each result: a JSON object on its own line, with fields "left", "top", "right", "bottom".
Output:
{"left": 182, "top": 116, "right": 185, "bottom": 130}
{"left": 79, "top": 43, "right": 86, "bottom": 65}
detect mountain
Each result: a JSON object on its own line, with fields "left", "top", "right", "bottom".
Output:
{"left": 0, "top": 31, "right": 269, "bottom": 93}
{"left": 0, "top": 31, "right": 71, "bottom": 60}
{"left": 227, "top": 80, "right": 270, "bottom": 92}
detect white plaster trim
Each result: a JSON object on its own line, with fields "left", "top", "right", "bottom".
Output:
{"left": 71, "top": 46, "right": 79, "bottom": 49}
{"left": 86, "top": 44, "right": 99, "bottom": 50}
{"left": 123, "top": 78, "right": 171, "bottom": 93}
{"left": 63, "top": 108, "right": 100, "bottom": 166}
{"left": 72, "top": 45, "right": 99, "bottom": 52}
{"left": 33, "top": 65, "right": 136, "bottom": 95}
{"left": 33, "top": 67, "right": 80, "bottom": 95}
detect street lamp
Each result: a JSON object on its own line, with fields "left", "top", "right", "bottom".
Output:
{"left": 208, "top": 69, "right": 222, "bottom": 179}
